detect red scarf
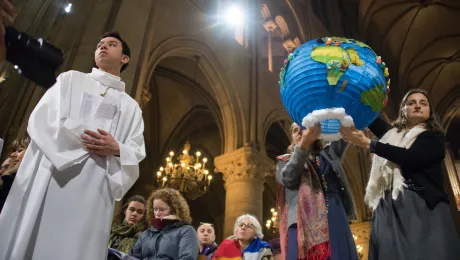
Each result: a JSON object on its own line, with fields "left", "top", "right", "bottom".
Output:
{"left": 276, "top": 154, "right": 331, "bottom": 260}
{"left": 150, "top": 217, "right": 179, "bottom": 230}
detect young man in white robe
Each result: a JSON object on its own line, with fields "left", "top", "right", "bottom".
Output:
{"left": 0, "top": 31, "right": 146, "bottom": 260}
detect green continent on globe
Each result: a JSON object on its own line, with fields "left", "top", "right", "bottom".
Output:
{"left": 345, "top": 48, "right": 364, "bottom": 66}
{"left": 327, "top": 37, "right": 353, "bottom": 43}
{"left": 361, "top": 84, "right": 386, "bottom": 112}
{"left": 311, "top": 46, "right": 350, "bottom": 85}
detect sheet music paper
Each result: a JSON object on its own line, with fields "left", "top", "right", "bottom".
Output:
{"left": 79, "top": 92, "right": 118, "bottom": 133}
{"left": 79, "top": 92, "right": 103, "bottom": 123}
{"left": 107, "top": 248, "right": 139, "bottom": 260}
{"left": 91, "top": 94, "right": 117, "bottom": 132}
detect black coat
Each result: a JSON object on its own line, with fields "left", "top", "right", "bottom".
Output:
{"left": 369, "top": 117, "right": 449, "bottom": 209}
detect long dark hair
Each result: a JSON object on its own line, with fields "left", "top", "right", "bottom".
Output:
{"left": 392, "top": 89, "right": 444, "bottom": 133}
{"left": 120, "top": 195, "right": 147, "bottom": 226}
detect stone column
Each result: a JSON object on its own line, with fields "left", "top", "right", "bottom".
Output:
{"left": 214, "top": 146, "right": 274, "bottom": 237}
{"left": 263, "top": 20, "right": 277, "bottom": 72}
{"left": 282, "top": 37, "right": 301, "bottom": 53}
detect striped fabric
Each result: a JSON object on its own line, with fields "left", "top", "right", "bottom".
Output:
{"left": 213, "top": 238, "right": 271, "bottom": 260}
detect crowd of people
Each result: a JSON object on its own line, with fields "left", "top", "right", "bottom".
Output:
{"left": 0, "top": 0, "right": 460, "bottom": 259}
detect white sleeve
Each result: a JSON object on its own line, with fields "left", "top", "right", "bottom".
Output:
{"left": 27, "top": 72, "right": 88, "bottom": 171}
{"left": 106, "top": 106, "right": 146, "bottom": 200}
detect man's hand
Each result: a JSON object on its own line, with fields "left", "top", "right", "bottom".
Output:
{"left": 81, "top": 129, "right": 120, "bottom": 157}
{"left": 0, "top": 0, "right": 16, "bottom": 62}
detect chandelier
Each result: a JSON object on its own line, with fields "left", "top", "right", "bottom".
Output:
{"left": 353, "top": 234, "right": 364, "bottom": 260}
{"left": 156, "top": 141, "right": 213, "bottom": 200}
{"left": 265, "top": 208, "right": 278, "bottom": 232}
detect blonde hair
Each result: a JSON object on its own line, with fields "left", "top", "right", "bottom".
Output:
{"left": 287, "top": 123, "right": 323, "bottom": 154}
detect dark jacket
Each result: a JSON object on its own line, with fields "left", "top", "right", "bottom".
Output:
{"left": 369, "top": 117, "right": 449, "bottom": 209}
{"left": 198, "top": 243, "right": 218, "bottom": 260}
{"left": 129, "top": 221, "right": 199, "bottom": 260}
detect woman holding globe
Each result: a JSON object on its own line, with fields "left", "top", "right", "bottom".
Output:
{"left": 275, "top": 123, "right": 358, "bottom": 260}
{"left": 276, "top": 36, "right": 390, "bottom": 260}
{"left": 341, "top": 89, "right": 460, "bottom": 260}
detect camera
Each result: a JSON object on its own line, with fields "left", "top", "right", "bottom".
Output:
{"left": 5, "top": 26, "right": 64, "bottom": 88}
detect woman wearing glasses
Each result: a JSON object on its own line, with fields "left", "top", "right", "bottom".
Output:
{"left": 197, "top": 222, "right": 218, "bottom": 260}
{"left": 213, "top": 214, "right": 272, "bottom": 260}
{"left": 128, "top": 188, "right": 199, "bottom": 260}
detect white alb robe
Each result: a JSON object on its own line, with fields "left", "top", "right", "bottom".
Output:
{"left": 0, "top": 68, "right": 146, "bottom": 260}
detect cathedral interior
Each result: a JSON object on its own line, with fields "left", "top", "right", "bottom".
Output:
{"left": 0, "top": 0, "right": 459, "bottom": 259}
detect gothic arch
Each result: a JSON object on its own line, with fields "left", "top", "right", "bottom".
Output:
{"left": 284, "top": 0, "right": 307, "bottom": 42}
{"left": 261, "top": 4, "right": 271, "bottom": 20}
{"left": 260, "top": 108, "right": 291, "bottom": 155}
{"left": 275, "top": 16, "right": 290, "bottom": 38}
{"left": 160, "top": 105, "right": 222, "bottom": 160}
{"left": 261, "top": 108, "right": 291, "bottom": 143}
{"left": 438, "top": 86, "right": 460, "bottom": 128}
{"left": 140, "top": 36, "right": 245, "bottom": 153}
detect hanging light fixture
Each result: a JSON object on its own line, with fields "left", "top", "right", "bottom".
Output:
{"left": 156, "top": 141, "right": 213, "bottom": 200}
{"left": 266, "top": 208, "right": 278, "bottom": 232}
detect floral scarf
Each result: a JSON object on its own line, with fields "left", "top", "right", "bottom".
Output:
{"left": 276, "top": 154, "right": 331, "bottom": 260}
{"left": 108, "top": 217, "right": 147, "bottom": 253}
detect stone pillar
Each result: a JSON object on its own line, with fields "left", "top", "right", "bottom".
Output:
{"left": 214, "top": 146, "right": 274, "bottom": 237}
{"left": 263, "top": 20, "right": 277, "bottom": 72}
{"left": 282, "top": 37, "right": 301, "bottom": 53}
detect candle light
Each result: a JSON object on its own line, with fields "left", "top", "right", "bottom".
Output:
{"left": 162, "top": 176, "right": 167, "bottom": 187}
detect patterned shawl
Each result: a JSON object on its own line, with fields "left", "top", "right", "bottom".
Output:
{"left": 108, "top": 216, "right": 147, "bottom": 253}
{"left": 276, "top": 154, "right": 331, "bottom": 260}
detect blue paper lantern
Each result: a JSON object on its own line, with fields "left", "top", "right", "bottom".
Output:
{"left": 279, "top": 37, "right": 390, "bottom": 141}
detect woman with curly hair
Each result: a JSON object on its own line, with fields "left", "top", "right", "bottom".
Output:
{"left": 128, "top": 188, "right": 199, "bottom": 260}
{"left": 108, "top": 195, "right": 148, "bottom": 253}
{"left": 0, "top": 137, "right": 30, "bottom": 214}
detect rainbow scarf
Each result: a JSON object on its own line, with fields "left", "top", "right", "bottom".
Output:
{"left": 213, "top": 238, "right": 271, "bottom": 260}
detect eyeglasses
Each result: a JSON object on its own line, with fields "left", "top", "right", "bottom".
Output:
{"left": 237, "top": 222, "right": 254, "bottom": 229}
{"left": 153, "top": 207, "right": 170, "bottom": 213}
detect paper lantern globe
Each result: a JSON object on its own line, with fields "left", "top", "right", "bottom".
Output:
{"left": 279, "top": 37, "right": 391, "bottom": 141}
